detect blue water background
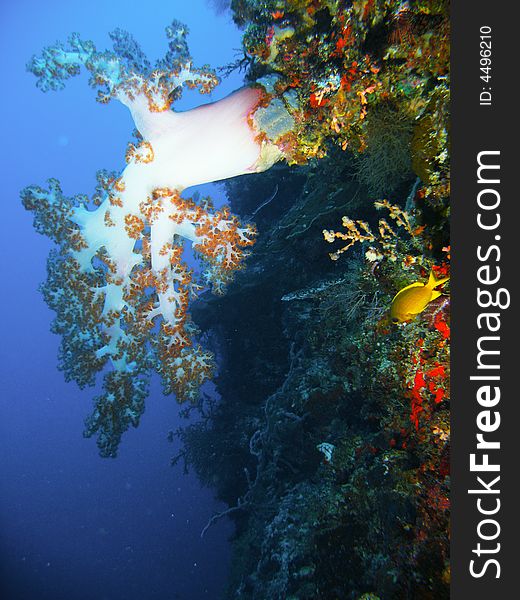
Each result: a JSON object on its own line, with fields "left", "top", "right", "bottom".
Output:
{"left": 0, "top": 1, "right": 243, "bottom": 598}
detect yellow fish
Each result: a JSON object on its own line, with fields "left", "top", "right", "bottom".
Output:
{"left": 390, "top": 271, "right": 449, "bottom": 324}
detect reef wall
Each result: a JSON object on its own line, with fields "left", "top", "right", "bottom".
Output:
{"left": 175, "top": 1, "right": 450, "bottom": 597}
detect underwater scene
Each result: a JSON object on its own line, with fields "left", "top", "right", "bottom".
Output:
{"left": 1, "top": 0, "right": 450, "bottom": 598}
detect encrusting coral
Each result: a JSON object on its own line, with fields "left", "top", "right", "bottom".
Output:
{"left": 22, "top": 21, "right": 297, "bottom": 456}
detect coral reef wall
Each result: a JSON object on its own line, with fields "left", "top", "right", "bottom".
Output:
{"left": 178, "top": 156, "right": 449, "bottom": 598}
{"left": 174, "top": 1, "right": 451, "bottom": 597}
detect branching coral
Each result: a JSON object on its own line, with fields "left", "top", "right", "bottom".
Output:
{"left": 323, "top": 198, "right": 416, "bottom": 262}
{"left": 355, "top": 102, "right": 414, "bottom": 196}
{"left": 23, "top": 21, "right": 296, "bottom": 457}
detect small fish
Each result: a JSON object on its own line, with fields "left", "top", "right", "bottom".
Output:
{"left": 390, "top": 271, "right": 449, "bottom": 324}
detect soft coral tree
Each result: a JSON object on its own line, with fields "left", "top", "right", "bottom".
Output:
{"left": 22, "top": 21, "right": 295, "bottom": 457}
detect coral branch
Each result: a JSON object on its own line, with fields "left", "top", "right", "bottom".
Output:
{"left": 23, "top": 20, "right": 297, "bottom": 456}
{"left": 27, "top": 21, "right": 219, "bottom": 108}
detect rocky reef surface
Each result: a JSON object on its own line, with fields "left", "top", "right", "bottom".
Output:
{"left": 172, "top": 2, "right": 450, "bottom": 597}
{"left": 174, "top": 155, "right": 449, "bottom": 599}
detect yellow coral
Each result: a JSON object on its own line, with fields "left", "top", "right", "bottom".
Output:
{"left": 323, "top": 200, "right": 415, "bottom": 262}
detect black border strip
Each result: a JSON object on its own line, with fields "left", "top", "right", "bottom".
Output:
{"left": 452, "top": 1, "right": 516, "bottom": 596}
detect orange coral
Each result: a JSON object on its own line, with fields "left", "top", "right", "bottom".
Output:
{"left": 125, "top": 141, "right": 155, "bottom": 164}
